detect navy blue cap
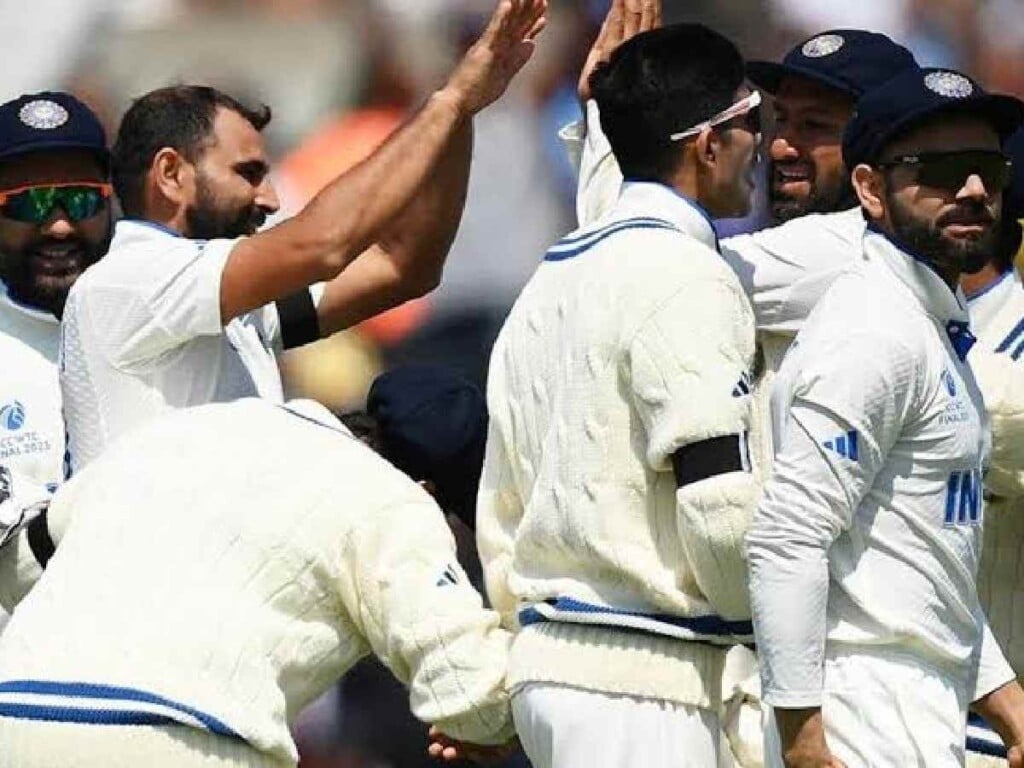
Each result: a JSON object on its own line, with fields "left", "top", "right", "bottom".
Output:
{"left": 367, "top": 366, "right": 488, "bottom": 529}
{"left": 747, "top": 30, "right": 916, "bottom": 98}
{"left": 843, "top": 67, "right": 1024, "bottom": 169}
{"left": 0, "top": 91, "right": 109, "bottom": 167}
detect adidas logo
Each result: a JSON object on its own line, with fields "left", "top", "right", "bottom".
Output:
{"left": 435, "top": 564, "right": 460, "bottom": 587}
{"left": 732, "top": 372, "right": 753, "bottom": 398}
{"left": 823, "top": 431, "right": 859, "bottom": 461}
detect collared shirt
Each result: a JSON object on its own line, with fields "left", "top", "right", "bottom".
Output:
{"left": 748, "top": 228, "right": 1004, "bottom": 707}
{"left": 59, "top": 220, "right": 320, "bottom": 472}
{"left": 0, "top": 281, "right": 64, "bottom": 491}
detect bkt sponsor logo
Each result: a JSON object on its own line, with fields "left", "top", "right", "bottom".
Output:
{"left": 945, "top": 469, "right": 982, "bottom": 526}
{"left": 0, "top": 401, "right": 25, "bottom": 431}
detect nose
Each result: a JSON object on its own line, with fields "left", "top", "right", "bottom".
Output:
{"left": 770, "top": 135, "right": 799, "bottom": 162}
{"left": 256, "top": 177, "right": 280, "bottom": 215}
{"left": 40, "top": 207, "right": 75, "bottom": 238}
{"left": 957, "top": 173, "right": 989, "bottom": 202}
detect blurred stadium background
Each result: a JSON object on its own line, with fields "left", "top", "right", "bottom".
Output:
{"left": 3, "top": 0, "right": 1021, "bottom": 765}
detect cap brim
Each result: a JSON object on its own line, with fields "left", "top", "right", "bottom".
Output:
{"left": 746, "top": 60, "right": 859, "bottom": 97}
{"left": 883, "top": 94, "right": 1024, "bottom": 156}
{"left": 0, "top": 138, "right": 110, "bottom": 167}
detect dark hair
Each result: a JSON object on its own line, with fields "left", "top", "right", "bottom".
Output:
{"left": 112, "top": 85, "right": 271, "bottom": 217}
{"left": 339, "top": 410, "right": 385, "bottom": 454}
{"left": 589, "top": 24, "right": 746, "bottom": 182}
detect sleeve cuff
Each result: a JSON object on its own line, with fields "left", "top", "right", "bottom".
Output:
{"left": 762, "top": 688, "right": 824, "bottom": 709}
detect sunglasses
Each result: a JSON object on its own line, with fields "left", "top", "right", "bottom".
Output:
{"left": 875, "top": 150, "right": 1013, "bottom": 192}
{"left": 669, "top": 90, "right": 762, "bottom": 142}
{"left": 0, "top": 182, "right": 112, "bottom": 224}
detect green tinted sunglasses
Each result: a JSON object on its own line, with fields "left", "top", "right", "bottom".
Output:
{"left": 0, "top": 182, "right": 112, "bottom": 224}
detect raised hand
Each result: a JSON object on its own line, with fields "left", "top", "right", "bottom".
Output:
{"left": 442, "top": 0, "right": 548, "bottom": 116}
{"left": 578, "top": 0, "right": 662, "bottom": 103}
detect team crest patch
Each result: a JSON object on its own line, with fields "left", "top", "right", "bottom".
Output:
{"left": 941, "top": 369, "right": 957, "bottom": 397}
{"left": 802, "top": 34, "right": 845, "bottom": 58}
{"left": 18, "top": 100, "right": 69, "bottom": 130}
{"left": 924, "top": 71, "right": 973, "bottom": 99}
{"left": 0, "top": 401, "right": 25, "bottom": 431}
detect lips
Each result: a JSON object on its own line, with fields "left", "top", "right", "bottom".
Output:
{"left": 29, "top": 245, "right": 86, "bottom": 275}
{"left": 772, "top": 165, "right": 812, "bottom": 196}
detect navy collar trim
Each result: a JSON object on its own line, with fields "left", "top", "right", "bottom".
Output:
{"left": 622, "top": 179, "right": 720, "bottom": 251}
{"left": 965, "top": 269, "right": 1013, "bottom": 303}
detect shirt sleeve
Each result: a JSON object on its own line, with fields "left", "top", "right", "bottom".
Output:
{"left": 973, "top": 618, "right": 1016, "bottom": 701}
{"left": 628, "top": 277, "right": 758, "bottom": 618}
{"left": 573, "top": 100, "right": 624, "bottom": 227}
{"left": 338, "top": 491, "right": 513, "bottom": 745}
{"left": 79, "top": 237, "right": 237, "bottom": 370}
{"left": 970, "top": 346, "right": 1024, "bottom": 498}
{"left": 747, "top": 332, "right": 917, "bottom": 707}
{"left": 720, "top": 211, "right": 863, "bottom": 335}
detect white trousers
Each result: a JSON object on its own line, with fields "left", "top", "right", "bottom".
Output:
{"left": 0, "top": 717, "right": 292, "bottom": 768}
{"left": 764, "top": 647, "right": 967, "bottom": 768}
{"left": 512, "top": 682, "right": 734, "bottom": 768}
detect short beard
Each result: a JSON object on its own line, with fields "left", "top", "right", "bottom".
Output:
{"left": 185, "top": 176, "right": 266, "bottom": 240}
{"left": 1, "top": 233, "right": 108, "bottom": 318}
{"left": 887, "top": 191, "right": 996, "bottom": 278}
{"left": 770, "top": 164, "right": 857, "bottom": 224}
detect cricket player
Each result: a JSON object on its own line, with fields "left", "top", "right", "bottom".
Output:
{"left": 478, "top": 23, "right": 761, "bottom": 768}
{"left": 59, "top": 0, "right": 547, "bottom": 473}
{"left": 0, "top": 91, "right": 112, "bottom": 620}
{"left": 747, "top": 68, "right": 1024, "bottom": 767}
{"left": 0, "top": 381, "right": 513, "bottom": 768}
{"left": 566, "top": 11, "right": 1024, "bottom": 764}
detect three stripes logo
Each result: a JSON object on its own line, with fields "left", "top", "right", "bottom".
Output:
{"left": 996, "top": 317, "right": 1024, "bottom": 361}
{"left": 732, "top": 372, "right": 753, "bottom": 398}
{"left": 822, "top": 430, "right": 859, "bottom": 461}
{"left": 435, "top": 564, "right": 460, "bottom": 588}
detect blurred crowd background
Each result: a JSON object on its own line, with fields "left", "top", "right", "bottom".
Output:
{"left": 3, "top": 0, "right": 1022, "bottom": 765}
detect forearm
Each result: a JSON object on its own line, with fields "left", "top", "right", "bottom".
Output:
{"left": 314, "top": 121, "right": 473, "bottom": 337}
{"left": 298, "top": 90, "right": 471, "bottom": 279}
{"left": 973, "top": 680, "right": 1024, "bottom": 749}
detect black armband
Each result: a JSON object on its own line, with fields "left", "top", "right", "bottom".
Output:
{"left": 27, "top": 510, "right": 55, "bottom": 568}
{"left": 276, "top": 289, "right": 320, "bottom": 350}
{"left": 672, "top": 433, "right": 750, "bottom": 488}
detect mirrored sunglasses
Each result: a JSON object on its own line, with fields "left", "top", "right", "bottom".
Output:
{"left": 876, "top": 150, "right": 1013, "bottom": 192}
{"left": 0, "top": 182, "right": 112, "bottom": 224}
{"left": 669, "top": 90, "right": 762, "bottom": 142}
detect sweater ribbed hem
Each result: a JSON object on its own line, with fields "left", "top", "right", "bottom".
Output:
{"left": 0, "top": 718, "right": 291, "bottom": 767}
{"left": 507, "top": 622, "right": 728, "bottom": 711}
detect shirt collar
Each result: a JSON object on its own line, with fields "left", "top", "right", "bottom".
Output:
{"left": 863, "top": 224, "right": 975, "bottom": 361}
{"left": 614, "top": 181, "right": 719, "bottom": 252}
{"left": 111, "top": 219, "right": 188, "bottom": 251}
{"left": 0, "top": 280, "right": 59, "bottom": 326}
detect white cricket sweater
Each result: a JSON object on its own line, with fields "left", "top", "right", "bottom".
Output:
{"left": 0, "top": 399, "right": 513, "bottom": 764}
{"left": 478, "top": 181, "right": 759, "bottom": 711}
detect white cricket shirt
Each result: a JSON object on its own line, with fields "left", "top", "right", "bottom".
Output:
{"left": 747, "top": 227, "right": 1010, "bottom": 707}
{"left": 0, "top": 281, "right": 65, "bottom": 491}
{"left": 59, "top": 220, "right": 320, "bottom": 472}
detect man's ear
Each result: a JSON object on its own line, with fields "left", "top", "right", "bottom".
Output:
{"left": 694, "top": 127, "right": 717, "bottom": 171}
{"left": 151, "top": 147, "right": 193, "bottom": 208}
{"left": 852, "top": 163, "right": 885, "bottom": 221}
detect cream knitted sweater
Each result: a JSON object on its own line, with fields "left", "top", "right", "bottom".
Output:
{"left": 0, "top": 399, "right": 513, "bottom": 764}
{"left": 477, "top": 182, "right": 758, "bottom": 711}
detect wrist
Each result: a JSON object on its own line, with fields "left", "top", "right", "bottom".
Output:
{"left": 431, "top": 88, "right": 471, "bottom": 123}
